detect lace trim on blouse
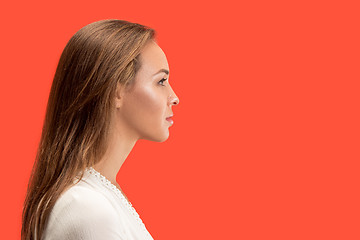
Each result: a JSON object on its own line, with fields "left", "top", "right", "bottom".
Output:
{"left": 84, "top": 167, "right": 151, "bottom": 236}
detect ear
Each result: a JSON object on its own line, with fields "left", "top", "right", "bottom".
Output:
{"left": 115, "top": 82, "right": 125, "bottom": 109}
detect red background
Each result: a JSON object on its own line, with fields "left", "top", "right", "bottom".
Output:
{"left": 1, "top": 0, "right": 359, "bottom": 239}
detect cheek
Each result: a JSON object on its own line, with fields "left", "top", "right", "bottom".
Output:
{"left": 130, "top": 86, "right": 164, "bottom": 116}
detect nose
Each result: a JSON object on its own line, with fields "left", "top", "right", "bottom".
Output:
{"left": 169, "top": 93, "right": 179, "bottom": 106}
{"left": 172, "top": 96, "right": 179, "bottom": 105}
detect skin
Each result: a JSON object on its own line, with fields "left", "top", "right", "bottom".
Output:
{"left": 93, "top": 40, "right": 179, "bottom": 199}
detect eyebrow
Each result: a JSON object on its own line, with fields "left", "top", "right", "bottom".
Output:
{"left": 153, "top": 69, "right": 169, "bottom": 76}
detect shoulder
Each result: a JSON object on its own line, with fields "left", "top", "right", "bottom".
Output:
{"left": 43, "top": 184, "right": 124, "bottom": 240}
{"left": 56, "top": 184, "right": 114, "bottom": 212}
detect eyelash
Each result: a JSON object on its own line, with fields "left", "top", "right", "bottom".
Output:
{"left": 158, "top": 78, "right": 168, "bottom": 86}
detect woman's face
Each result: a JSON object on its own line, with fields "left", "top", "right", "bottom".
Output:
{"left": 115, "top": 40, "right": 179, "bottom": 142}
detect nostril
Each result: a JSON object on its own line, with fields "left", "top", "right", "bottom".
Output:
{"left": 169, "top": 95, "right": 179, "bottom": 105}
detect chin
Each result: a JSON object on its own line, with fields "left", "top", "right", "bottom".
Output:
{"left": 142, "top": 130, "right": 169, "bottom": 143}
{"left": 155, "top": 133, "right": 170, "bottom": 143}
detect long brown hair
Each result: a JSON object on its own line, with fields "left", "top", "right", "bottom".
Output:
{"left": 21, "top": 19, "right": 155, "bottom": 240}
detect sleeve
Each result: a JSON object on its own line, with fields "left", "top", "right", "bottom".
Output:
{"left": 42, "top": 186, "right": 127, "bottom": 240}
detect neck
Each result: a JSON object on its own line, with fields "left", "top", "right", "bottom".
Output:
{"left": 92, "top": 131, "right": 137, "bottom": 186}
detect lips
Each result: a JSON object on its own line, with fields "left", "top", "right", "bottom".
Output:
{"left": 166, "top": 116, "right": 174, "bottom": 124}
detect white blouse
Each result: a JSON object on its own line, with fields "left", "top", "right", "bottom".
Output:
{"left": 42, "top": 167, "right": 154, "bottom": 240}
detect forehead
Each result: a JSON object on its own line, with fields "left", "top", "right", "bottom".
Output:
{"left": 138, "top": 40, "right": 169, "bottom": 75}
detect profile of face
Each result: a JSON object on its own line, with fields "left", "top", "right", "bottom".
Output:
{"left": 114, "top": 40, "right": 179, "bottom": 142}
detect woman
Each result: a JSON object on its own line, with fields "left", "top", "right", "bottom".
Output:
{"left": 21, "top": 19, "right": 180, "bottom": 240}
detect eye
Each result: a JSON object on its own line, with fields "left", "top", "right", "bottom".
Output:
{"left": 158, "top": 78, "right": 167, "bottom": 86}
